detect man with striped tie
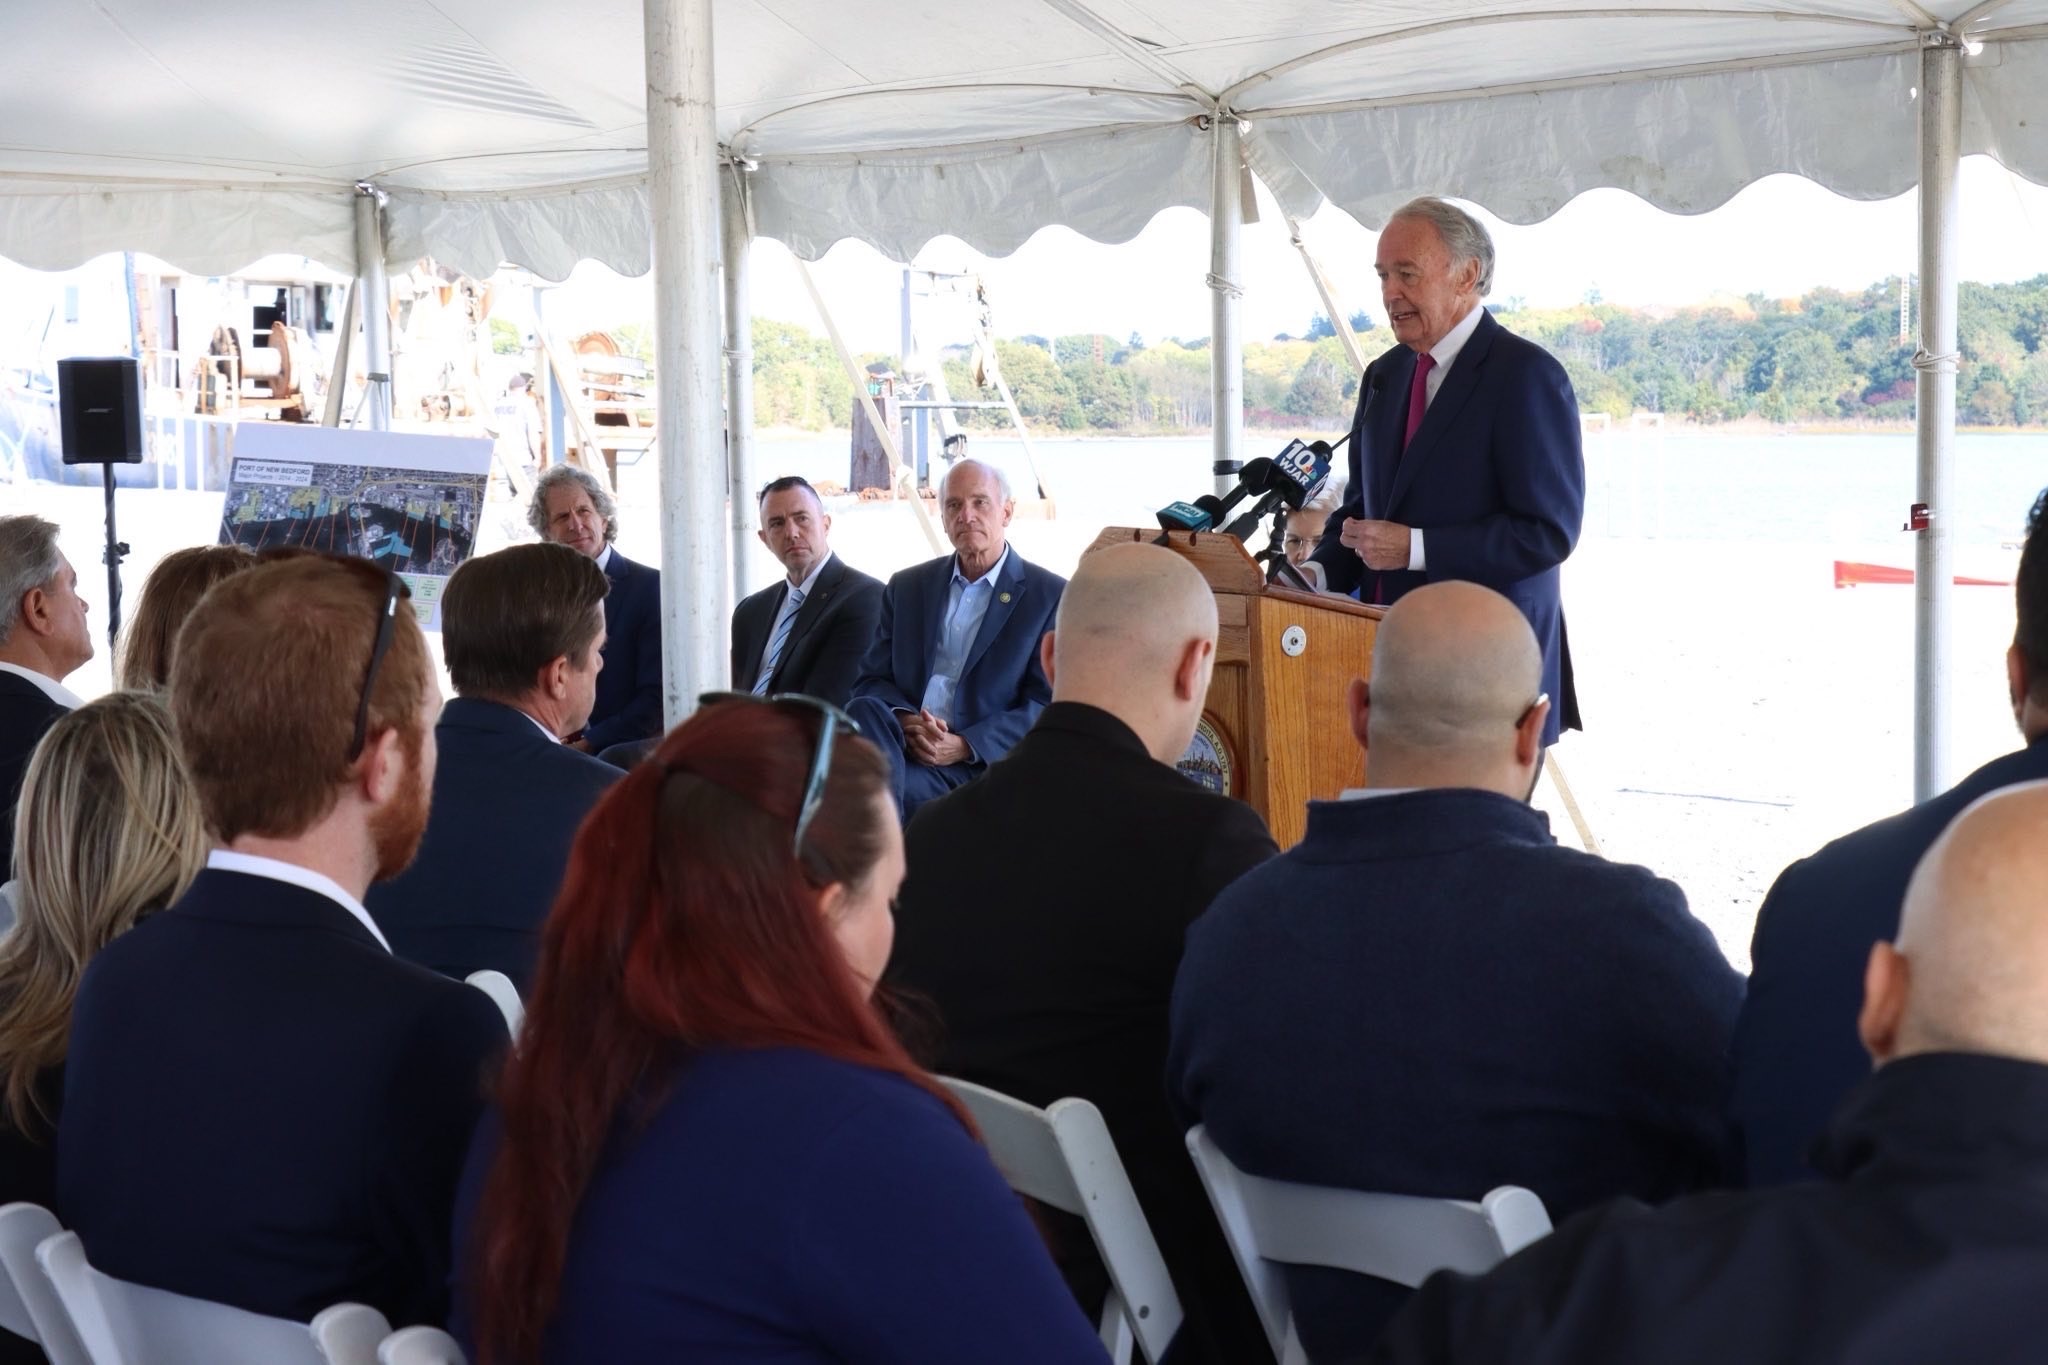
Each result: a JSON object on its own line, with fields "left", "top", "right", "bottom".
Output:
{"left": 729, "top": 476, "right": 884, "bottom": 706}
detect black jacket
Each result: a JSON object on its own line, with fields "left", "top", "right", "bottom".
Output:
{"left": 587, "top": 548, "right": 663, "bottom": 750}
{"left": 58, "top": 869, "right": 506, "bottom": 1328}
{"left": 0, "top": 671, "right": 69, "bottom": 879}
{"left": 728, "top": 553, "right": 884, "bottom": 705}
{"left": 1170, "top": 790, "right": 1744, "bottom": 1362}
{"left": 1731, "top": 734, "right": 2048, "bottom": 1185}
{"left": 1374, "top": 1052, "right": 2048, "bottom": 1365}
{"left": 890, "top": 702, "right": 1279, "bottom": 1363}
{"left": 367, "top": 697, "right": 620, "bottom": 990}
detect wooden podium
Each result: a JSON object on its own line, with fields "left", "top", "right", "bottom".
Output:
{"left": 1085, "top": 528, "right": 1384, "bottom": 848}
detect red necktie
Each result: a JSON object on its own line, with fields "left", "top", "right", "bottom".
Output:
{"left": 1403, "top": 352, "right": 1436, "bottom": 450}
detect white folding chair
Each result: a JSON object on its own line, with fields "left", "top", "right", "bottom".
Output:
{"left": 1184, "top": 1125, "right": 1551, "bottom": 1365}
{"left": 464, "top": 970, "right": 523, "bottom": 1037}
{"left": 941, "top": 1077, "right": 1182, "bottom": 1365}
{"left": 34, "top": 1230, "right": 391, "bottom": 1365}
{"left": 378, "top": 1325, "right": 467, "bottom": 1364}
{"left": 0, "top": 1204, "right": 89, "bottom": 1365}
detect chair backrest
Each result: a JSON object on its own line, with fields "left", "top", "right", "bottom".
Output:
{"left": 1184, "top": 1126, "right": 1551, "bottom": 1364}
{"left": 464, "top": 970, "right": 523, "bottom": 1037}
{"left": 34, "top": 1230, "right": 391, "bottom": 1365}
{"left": 940, "top": 1077, "right": 1183, "bottom": 1365}
{"left": 378, "top": 1325, "right": 468, "bottom": 1365}
{"left": 0, "top": 1204, "right": 89, "bottom": 1365}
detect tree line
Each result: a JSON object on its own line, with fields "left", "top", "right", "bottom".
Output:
{"left": 589, "top": 275, "right": 2048, "bottom": 434}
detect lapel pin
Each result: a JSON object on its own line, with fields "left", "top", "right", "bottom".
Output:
{"left": 999, "top": 592, "right": 1012, "bottom": 603}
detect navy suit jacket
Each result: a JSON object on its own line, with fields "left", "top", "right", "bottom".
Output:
{"left": 1730, "top": 733, "right": 2048, "bottom": 1186}
{"left": 58, "top": 869, "right": 507, "bottom": 1328}
{"left": 850, "top": 550, "right": 1062, "bottom": 766}
{"left": 1168, "top": 790, "right": 1743, "bottom": 1360}
{"left": 367, "top": 697, "right": 620, "bottom": 990}
{"left": 587, "top": 547, "right": 662, "bottom": 750}
{"left": 1309, "top": 311, "right": 1585, "bottom": 743}
{"left": 0, "top": 671, "right": 69, "bottom": 880}
{"left": 729, "top": 554, "right": 885, "bottom": 705}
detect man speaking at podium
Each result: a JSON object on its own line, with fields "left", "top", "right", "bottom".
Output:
{"left": 1306, "top": 196, "right": 1584, "bottom": 744}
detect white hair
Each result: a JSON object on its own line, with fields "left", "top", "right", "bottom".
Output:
{"left": 527, "top": 464, "right": 620, "bottom": 545}
{"left": 1390, "top": 197, "right": 1495, "bottom": 296}
{"left": 0, "top": 516, "right": 62, "bottom": 648}
{"left": 946, "top": 458, "right": 1012, "bottom": 503}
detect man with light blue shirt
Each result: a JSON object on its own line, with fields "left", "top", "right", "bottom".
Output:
{"left": 847, "top": 460, "right": 1064, "bottom": 820}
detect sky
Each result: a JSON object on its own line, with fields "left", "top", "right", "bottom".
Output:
{"left": 542, "top": 156, "right": 2048, "bottom": 355}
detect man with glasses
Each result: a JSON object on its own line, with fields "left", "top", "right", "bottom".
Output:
{"left": 1166, "top": 581, "right": 1741, "bottom": 1362}
{"left": 59, "top": 555, "right": 507, "bottom": 1332}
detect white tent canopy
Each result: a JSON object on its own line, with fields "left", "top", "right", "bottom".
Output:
{"left": 2, "top": 0, "right": 2027, "bottom": 797}
{"left": 2, "top": 1, "right": 2043, "bottom": 277}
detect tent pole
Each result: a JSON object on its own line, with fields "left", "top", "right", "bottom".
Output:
{"left": 319, "top": 282, "right": 358, "bottom": 428}
{"left": 722, "top": 164, "right": 760, "bottom": 601}
{"left": 646, "top": 0, "right": 729, "bottom": 723}
{"left": 1208, "top": 113, "right": 1246, "bottom": 497}
{"left": 352, "top": 187, "right": 392, "bottom": 431}
{"left": 1913, "top": 32, "right": 1962, "bottom": 802}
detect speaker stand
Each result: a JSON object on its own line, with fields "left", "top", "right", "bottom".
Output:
{"left": 100, "top": 465, "right": 129, "bottom": 650}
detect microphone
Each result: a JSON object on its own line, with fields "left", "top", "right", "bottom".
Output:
{"left": 1218, "top": 440, "right": 1335, "bottom": 541}
{"left": 1156, "top": 456, "right": 1275, "bottom": 531}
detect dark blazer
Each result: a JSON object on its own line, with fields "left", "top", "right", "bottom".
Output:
{"left": 0, "top": 1063, "right": 59, "bottom": 1365}
{"left": 1308, "top": 311, "right": 1585, "bottom": 743}
{"left": 1168, "top": 790, "right": 1743, "bottom": 1361}
{"left": 367, "top": 698, "right": 620, "bottom": 991}
{"left": 586, "top": 547, "right": 662, "bottom": 751}
{"left": 1730, "top": 733, "right": 2048, "bottom": 1186}
{"left": 1373, "top": 1053, "right": 2048, "bottom": 1365}
{"left": 728, "top": 553, "right": 884, "bottom": 704}
{"left": 58, "top": 868, "right": 506, "bottom": 1328}
{"left": 0, "top": 672, "right": 70, "bottom": 879}
{"left": 850, "top": 549, "right": 1062, "bottom": 765}
{"left": 890, "top": 703, "right": 1279, "bottom": 1364}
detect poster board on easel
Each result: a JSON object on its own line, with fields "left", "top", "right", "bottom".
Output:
{"left": 217, "top": 424, "right": 492, "bottom": 630}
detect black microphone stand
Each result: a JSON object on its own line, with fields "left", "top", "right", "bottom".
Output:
{"left": 100, "top": 464, "right": 129, "bottom": 649}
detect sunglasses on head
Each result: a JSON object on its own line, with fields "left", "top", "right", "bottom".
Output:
{"left": 348, "top": 569, "right": 412, "bottom": 763}
{"left": 695, "top": 691, "right": 862, "bottom": 857}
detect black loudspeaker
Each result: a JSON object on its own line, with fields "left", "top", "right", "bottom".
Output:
{"left": 57, "top": 357, "right": 144, "bottom": 465}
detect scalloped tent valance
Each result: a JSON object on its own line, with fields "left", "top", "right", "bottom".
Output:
{"left": 0, "top": 0, "right": 2041, "bottom": 277}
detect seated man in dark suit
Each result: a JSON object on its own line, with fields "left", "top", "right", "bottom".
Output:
{"left": 58, "top": 555, "right": 507, "bottom": 1330}
{"left": 1168, "top": 581, "right": 1743, "bottom": 1362}
{"left": 530, "top": 464, "right": 662, "bottom": 751}
{"left": 368, "top": 542, "right": 621, "bottom": 989}
{"left": 0, "top": 515, "right": 92, "bottom": 878}
{"left": 846, "top": 459, "right": 1063, "bottom": 820}
{"left": 1374, "top": 782, "right": 2048, "bottom": 1365}
{"left": 731, "top": 476, "right": 883, "bottom": 704}
{"left": 1731, "top": 486, "right": 2048, "bottom": 1185}
{"left": 891, "top": 542, "right": 1278, "bottom": 1364}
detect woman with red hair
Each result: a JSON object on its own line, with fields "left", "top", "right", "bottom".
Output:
{"left": 453, "top": 695, "right": 1105, "bottom": 1364}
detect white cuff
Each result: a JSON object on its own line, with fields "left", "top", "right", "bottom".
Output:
{"left": 1407, "top": 529, "right": 1426, "bottom": 573}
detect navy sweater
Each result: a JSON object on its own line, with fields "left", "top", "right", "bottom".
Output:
{"left": 1168, "top": 789, "right": 1744, "bottom": 1362}
{"left": 452, "top": 1047, "right": 1107, "bottom": 1364}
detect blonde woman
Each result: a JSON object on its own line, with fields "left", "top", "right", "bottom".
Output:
{"left": 116, "top": 544, "right": 256, "bottom": 692}
{"left": 0, "top": 692, "right": 207, "bottom": 1214}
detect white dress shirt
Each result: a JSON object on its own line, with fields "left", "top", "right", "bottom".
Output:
{"left": 0, "top": 661, "right": 83, "bottom": 710}
{"left": 1404, "top": 301, "right": 1486, "bottom": 574}
{"left": 205, "top": 848, "right": 391, "bottom": 951}
{"left": 595, "top": 544, "right": 615, "bottom": 573}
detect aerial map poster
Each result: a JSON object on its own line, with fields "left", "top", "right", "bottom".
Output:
{"left": 218, "top": 424, "right": 493, "bottom": 630}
